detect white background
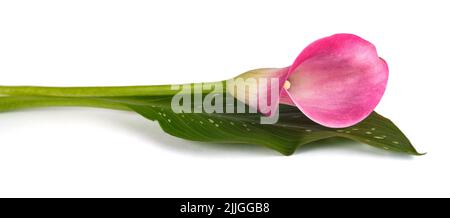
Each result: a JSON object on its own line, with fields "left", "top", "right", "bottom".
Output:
{"left": 0, "top": 0, "right": 449, "bottom": 197}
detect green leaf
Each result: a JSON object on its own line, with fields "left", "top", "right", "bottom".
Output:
{"left": 0, "top": 94, "right": 421, "bottom": 155}
{"left": 101, "top": 95, "right": 421, "bottom": 156}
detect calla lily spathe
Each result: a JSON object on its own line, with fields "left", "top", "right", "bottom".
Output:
{"left": 232, "top": 34, "right": 389, "bottom": 128}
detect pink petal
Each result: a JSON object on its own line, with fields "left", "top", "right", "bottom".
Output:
{"left": 281, "top": 34, "right": 389, "bottom": 128}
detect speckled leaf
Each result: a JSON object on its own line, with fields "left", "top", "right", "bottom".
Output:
{"left": 102, "top": 95, "right": 420, "bottom": 155}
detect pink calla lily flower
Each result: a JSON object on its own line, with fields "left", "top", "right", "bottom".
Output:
{"left": 232, "top": 33, "right": 389, "bottom": 128}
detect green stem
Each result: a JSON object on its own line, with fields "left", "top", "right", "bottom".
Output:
{"left": 0, "top": 81, "right": 224, "bottom": 97}
{"left": 0, "top": 96, "right": 130, "bottom": 112}
{"left": 0, "top": 84, "right": 176, "bottom": 97}
{"left": 0, "top": 81, "right": 227, "bottom": 112}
